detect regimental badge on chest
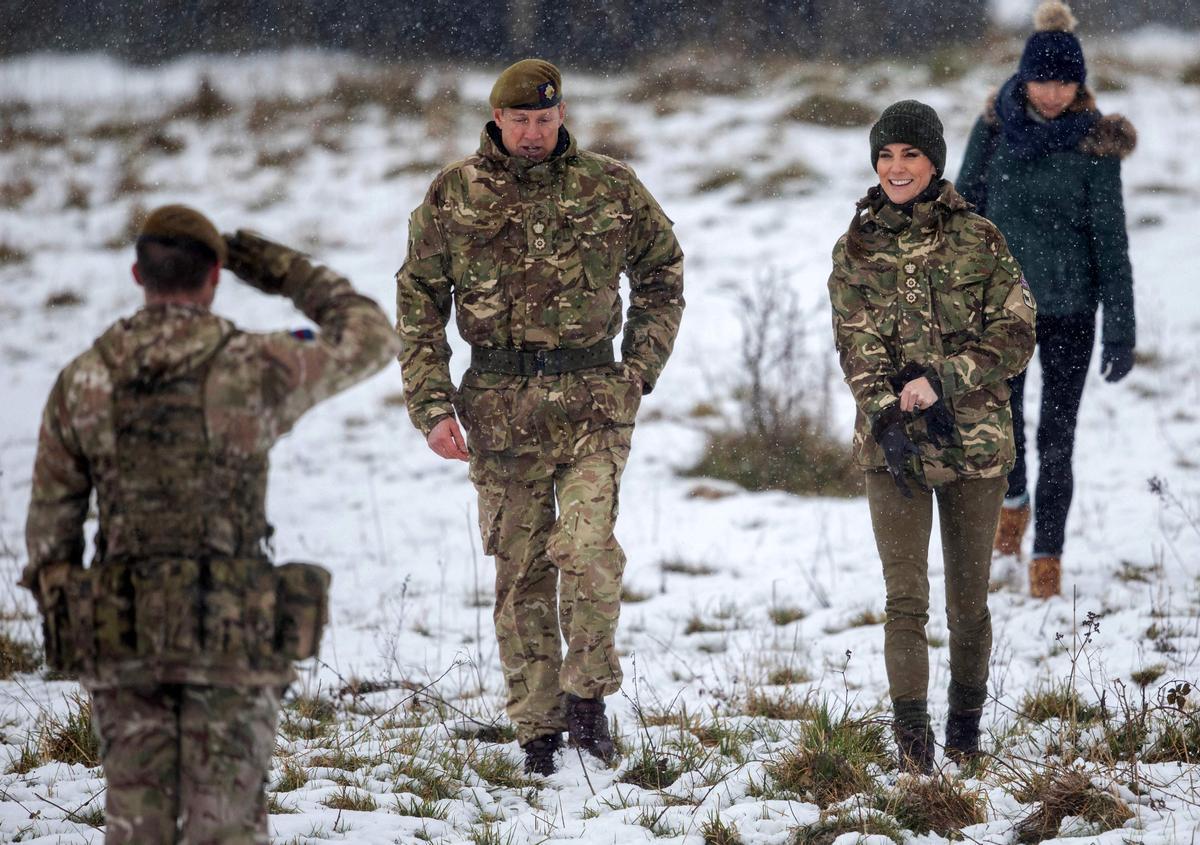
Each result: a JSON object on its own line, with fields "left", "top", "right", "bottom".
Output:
{"left": 527, "top": 204, "right": 555, "bottom": 256}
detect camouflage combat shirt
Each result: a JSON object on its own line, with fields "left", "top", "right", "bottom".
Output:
{"left": 829, "top": 181, "right": 1036, "bottom": 485}
{"left": 24, "top": 254, "right": 400, "bottom": 685}
{"left": 396, "top": 124, "right": 685, "bottom": 439}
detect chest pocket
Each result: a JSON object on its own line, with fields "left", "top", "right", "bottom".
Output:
{"left": 444, "top": 203, "right": 508, "bottom": 291}
{"left": 932, "top": 264, "right": 987, "bottom": 339}
{"left": 565, "top": 199, "right": 630, "bottom": 290}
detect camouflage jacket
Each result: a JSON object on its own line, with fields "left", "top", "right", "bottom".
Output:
{"left": 395, "top": 124, "right": 684, "bottom": 438}
{"left": 829, "top": 181, "right": 1036, "bottom": 485}
{"left": 24, "top": 252, "right": 400, "bottom": 685}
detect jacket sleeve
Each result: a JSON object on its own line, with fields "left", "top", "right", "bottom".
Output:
{"left": 955, "top": 117, "right": 997, "bottom": 215}
{"left": 1088, "top": 156, "right": 1136, "bottom": 348}
{"left": 621, "top": 173, "right": 685, "bottom": 394}
{"left": 395, "top": 185, "right": 457, "bottom": 436}
{"left": 251, "top": 250, "right": 402, "bottom": 435}
{"left": 24, "top": 371, "right": 91, "bottom": 585}
{"left": 933, "top": 224, "right": 1036, "bottom": 400}
{"left": 828, "top": 239, "right": 900, "bottom": 428}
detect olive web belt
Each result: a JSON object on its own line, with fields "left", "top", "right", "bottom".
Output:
{"left": 470, "top": 341, "right": 615, "bottom": 376}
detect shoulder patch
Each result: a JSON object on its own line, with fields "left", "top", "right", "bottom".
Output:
{"left": 290, "top": 328, "right": 316, "bottom": 341}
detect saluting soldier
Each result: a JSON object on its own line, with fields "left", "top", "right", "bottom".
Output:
{"left": 21, "top": 206, "right": 400, "bottom": 843}
{"left": 396, "top": 59, "right": 684, "bottom": 775}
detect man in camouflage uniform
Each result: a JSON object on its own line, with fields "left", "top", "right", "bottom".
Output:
{"left": 396, "top": 59, "right": 684, "bottom": 774}
{"left": 21, "top": 205, "right": 400, "bottom": 843}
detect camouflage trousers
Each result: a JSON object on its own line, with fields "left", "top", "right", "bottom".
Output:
{"left": 865, "top": 471, "right": 1007, "bottom": 705}
{"left": 89, "top": 683, "right": 280, "bottom": 844}
{"left": 470, "top": 436, "right": 631, "bottom": 746}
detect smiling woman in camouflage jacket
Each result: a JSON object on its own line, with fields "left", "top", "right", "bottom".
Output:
{"left": 828, "top": 100, "right": 1036, "bottom": 773}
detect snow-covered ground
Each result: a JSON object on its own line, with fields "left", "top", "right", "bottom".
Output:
{"left": 1, "top": 33, "right": 1198, "bottom": 845}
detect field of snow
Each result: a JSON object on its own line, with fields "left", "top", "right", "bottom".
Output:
{"left": 0, "top": 32, "right": 1199, "bottom": 845}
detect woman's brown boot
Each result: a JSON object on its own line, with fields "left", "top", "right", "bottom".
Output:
{"left": 993, "top": 503, "right": 1030, "bottom": 557}
{"left": 1029, "top": 555, "right": 1061, "bottom": 598}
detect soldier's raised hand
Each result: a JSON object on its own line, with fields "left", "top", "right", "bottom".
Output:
{"left": 427, "top": 416, "right": 470, "bottom": 461}
{"left": 222, "top": 230, "right": 298, "bottom": 295}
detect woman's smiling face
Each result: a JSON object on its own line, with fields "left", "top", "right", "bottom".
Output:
{"left": 876, "top": 143, "right": 937, "bottom": 205}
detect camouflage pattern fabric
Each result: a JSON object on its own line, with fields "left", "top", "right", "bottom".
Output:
{"left": 472, "top": 439, "right": 630, "bottom": 746}
{"left": 828, "top": 180, "right": 1036, "bottom": 486}
{"left": 397, "top": 123, "right": 682, "bottom": 744}
{"left": 395, "top": 124, "right": 684, "bottom": 437}
{"left": 24, "top": 244, "right": 401, "bottom": 689}
{"left": 90, "top": 683, "right": 279, "bottom": 845}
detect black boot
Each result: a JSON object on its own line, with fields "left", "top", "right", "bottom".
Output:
{"left": 566, "top": 694, "right": 617, "bottom": 764}
{"left": 945, "top": 709, "right": 983, "bottom": 764}
{"left": 893, "top": 700, "right": 934, "bottom": 775}
{"left": 521, "top": 733, "right": 562, "bottom": 776}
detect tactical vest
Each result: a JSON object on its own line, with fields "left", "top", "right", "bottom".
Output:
{"left": 94, "top": 331, "right": 271, "bottom": 561}
{"left": 43, "top": 329, "right": 330, "bottom": 687}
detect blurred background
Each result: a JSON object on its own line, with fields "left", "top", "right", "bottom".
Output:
{"left": 3, "top": 0, "right": 1198, "bottom": 66}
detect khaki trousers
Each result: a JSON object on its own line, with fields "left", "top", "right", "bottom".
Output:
{"left": 865, "top": 471, "right": 1006, "bottom": 705}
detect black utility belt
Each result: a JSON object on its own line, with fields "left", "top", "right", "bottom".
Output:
{"left": 470, "top": 341, "right": 614, "bottom": 376}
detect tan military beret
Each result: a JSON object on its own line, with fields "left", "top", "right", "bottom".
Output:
{"left": 139, "top": 204, "right": 227, "bottom": 264}
{"left": 489, "top": 59, "right": 563, "bottom": 110}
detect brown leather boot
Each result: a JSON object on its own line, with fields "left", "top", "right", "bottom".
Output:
{"left": 1029, "top": 556, "right": 1061, "bottom": 599}
{"left": 994, "top": 503, "right": 1030, "bottom": 557}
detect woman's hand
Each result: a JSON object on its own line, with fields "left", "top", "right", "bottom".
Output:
{"left": 899, "top": 376, "right": 939, "bottom": 413}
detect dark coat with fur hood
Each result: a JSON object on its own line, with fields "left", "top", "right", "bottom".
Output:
{"left": 956, "top": 86, "right": 1136, "bottom": 346}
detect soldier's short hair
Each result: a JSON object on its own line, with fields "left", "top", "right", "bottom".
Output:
{"left": 135, "top": 235, "right": 218, "bottom": 294}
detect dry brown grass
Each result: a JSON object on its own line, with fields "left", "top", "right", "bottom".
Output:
{"left": 1013, "top": 768, "right": 1132, "bottom": 844}
{"left": 878, "top": 776, "right": 987, "bottom": 836}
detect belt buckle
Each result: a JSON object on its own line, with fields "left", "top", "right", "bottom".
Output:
{"left": 532, "top": 350, "right": 548, "bottom": 376}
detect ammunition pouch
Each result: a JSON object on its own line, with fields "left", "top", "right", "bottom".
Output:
{"left": 41, "top": 558, "right": 331, "bottom": 680}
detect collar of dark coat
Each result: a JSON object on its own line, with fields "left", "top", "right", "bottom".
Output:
{"left": 982, "top": 86, "right": 1137, "bottom": 159}
{"left": 863, "top": 180, "right": 971, "bottom": 234}
{"left": 478, "top": 123, "right": 576, "bottom": 181}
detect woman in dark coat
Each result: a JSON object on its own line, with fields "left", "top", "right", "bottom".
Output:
{"left": 829, "top": 101, "right": 1035, "bottom": 771}
{"left": 957, "top": 0, "right": 1137, "bottom": 598}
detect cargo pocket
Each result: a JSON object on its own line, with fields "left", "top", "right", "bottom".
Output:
{"left": 458, "top": 370, "right": 513, "bottom": 452}
{"left": 93, "top": 562, "right": 138, "bottom": 663}
{"left": 951, "top": 384, "right": 1014, "bottom": 473}
{"left": 61, "top": 569, "right": 97, "bottom": 675}
{"left": 444, "top": 206, "right": 508, "bottom": 323}
{"left": 275, "top": 562, "right": 331, "bottom": 661}
{"left": 131, "top": 558, "right": 201, "bottom": 660}
{"left": 582, "top": 364, "right": 642, "bottom": 426}
{"left": 566, "top": 200, "right": 628, "bottom": 291}
{"left": 933, "top": 267, "right": 986, "bottom": 339}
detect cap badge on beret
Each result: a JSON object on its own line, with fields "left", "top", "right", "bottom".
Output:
{"left": 541, "top": 83, "right": 556, "bottom": 101}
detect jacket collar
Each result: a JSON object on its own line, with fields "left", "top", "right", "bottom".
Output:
{"left": 478, "top": 123, "right": 576, "bottom": 184}
{"left": 864, "top": 180, "right": 971, "bottom": 234}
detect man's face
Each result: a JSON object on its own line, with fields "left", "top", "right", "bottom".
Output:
{"left": 493, "top": 104, "right": 565, "bottom": 161}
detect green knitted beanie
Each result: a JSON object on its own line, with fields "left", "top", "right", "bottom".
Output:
{"left": 869, "top": 100, "right": 946, "bottom": 175}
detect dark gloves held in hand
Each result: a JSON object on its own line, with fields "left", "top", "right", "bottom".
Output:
{"left": 1100, "top": 343, "right": 1134, "bottom": 383}
{"left": 873, "top": 404, "right": 920, "bottom": 498}
{"left": 878, "top": 420, "right": 920, "bottom": 499}
{"left": 222, "top": 230, "right": 298, "bottom": 295}
{"left": 888, "top": 361, "right": 956, "bottom": 449}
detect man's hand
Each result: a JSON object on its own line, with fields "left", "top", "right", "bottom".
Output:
{"left": 20, "top": 562, "right": 73, "bottom": 613}
{"left": 222, "top": 230, "right": 297, "bottom": 295}
{"left": 427, "top": 416, "right": 470, "bottom": 461}
{"left": 899, "top": 376, "right": 939, "bottom": 413}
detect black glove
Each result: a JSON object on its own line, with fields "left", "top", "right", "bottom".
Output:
{"left": 873, "top": 405, "right": 920, "bottom": 498}
{"left": 1100, "top": 343, "right": 1134, "bottom": 383}
{"left": 222, "top": 230, "right": 300, "bottom": 295}
{"left": 921, "top": 400, "right": 957, "bottom": 449}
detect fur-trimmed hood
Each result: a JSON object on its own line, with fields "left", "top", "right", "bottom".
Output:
{"left": 983, "top": 88, "right": 1136, "bottom": 159}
